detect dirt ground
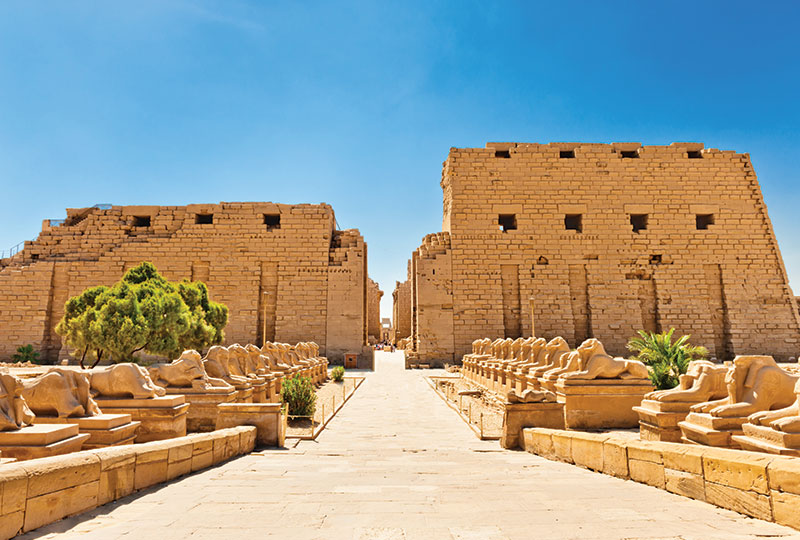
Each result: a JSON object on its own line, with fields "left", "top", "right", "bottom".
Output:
{"left": 431, "top": 374, "right": 504, "bottom": 438}
{"left": 286, "top": 377, "right": 361, "bottom": 438}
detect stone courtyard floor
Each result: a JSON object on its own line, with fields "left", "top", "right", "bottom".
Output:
{"left": 23, "top": 351, "right": 800, "bottom": 540}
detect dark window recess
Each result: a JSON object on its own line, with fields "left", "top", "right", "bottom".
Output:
{"left": 620, "top": 150, "right": 639, "bottom": 158}
{"left": 559, "top": 150, "right": 575, "bottom": 159}
{"left": 31, "top": 254, "right": 39, "bottom": 260}
{"left": 630, "top": 214, "right": 648, "bottom": 233}
{"left": 687, "top": 150, "right": 703, "bottom": 159}
{"left": 495, "top": 149, "right": 511, "bottom": 159}
{"left": 537, "top": 256, "right": 549, "bottom": 265}
{"left": 498, "top": 214, "right": 517, "bottom": 232}
{"left": 650, "top": 254, "right": 662, "bottom": 264}
{"left": 264, "top": 213, "right": 281, "bottom": 230}
{"left": 564, "top": 214, "right": 582, "bottom": 232}
{"left": 696, "top": 214, "right": 714, "bottom": 230}
{"left": 195, "top": 214, "right": 213, "bottom": 225}
{"left": 133, "top": 216, "right": 151, "bottom": 227}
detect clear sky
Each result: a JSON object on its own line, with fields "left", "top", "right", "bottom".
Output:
{"left": 1, "top": 1, "right": 799, "bottom": 322}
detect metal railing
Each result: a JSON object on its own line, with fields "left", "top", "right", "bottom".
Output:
{"left": 285, "top": 377, "right": 364, "bottom": 440}
{"left": 0, "top": 241, "right": 25, "bottom": 260}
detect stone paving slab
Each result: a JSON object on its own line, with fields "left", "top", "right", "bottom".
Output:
{"left": 21, "top": 351, "right": 800, "bottom": 539}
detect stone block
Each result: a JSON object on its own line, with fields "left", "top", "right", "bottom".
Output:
{"left": 23, "top": 480, "right": 99, "bottom": 533}
{"left": 95, "top": 396, "right": 189, "bottom": 443}
{"left": 629, "top": 458, "right": 665, "bottom": 489}
{"left": 701, "top": 447, "right": 771, "bottom": 495}
{"left": 521, "top": 428, "right": 555, "bottom": 459}
{"left": 551, "top": 432, "right": 573, "bottom": 464}
{"left": 0, "top": 464, "right": 28, "bottom": 516}
{"left": 665, "top": 469, "right": 705, "bottom": 501}
{"left": 569, "top": 432, "right": 607, "bottom": 472}
{"left": 771, "top": 490, "right": 800, "bottom": 530}
{"left": 660, "top": 443, "right": 705, "bottom": 475}
{"left": 557, "top": 379, "right": 652, "bottom": 430}
{"left": 704, "top": 481, "right": 772, "bottom": 521}
{"left": 766, "top": 456, "right": 800, "bottom": 495}
{"left": 21, "top": 453, "right": 101, "bottom": 498}
{"left": 500, "top": 401, "right": 564, "bottom": 449}
{"left": 216, "top": 403, "right": 281, "bottom": 447}
{"left": 87, "top": 446, "right": 137, "bottom": 505}
{"left": 602, "top": 437, "right": 629, "bottom": 479}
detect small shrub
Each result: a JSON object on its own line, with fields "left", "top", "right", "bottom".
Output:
{"left": 12, "top": 344, "right": 40, "bottom": 364}
{"left": 331, "top": 366, "right": 345, "bottom": 382}
{"left": 281, "top": 375, "right": 316, "bottom": 417}
{"left": 627, "top": 328, "right": 708, "bottom": 390}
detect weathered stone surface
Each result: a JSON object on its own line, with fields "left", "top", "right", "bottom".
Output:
{"left": 704, "top": 481, "right": 772, "bottom": 521}
{"left": 665, "top": 469, "right": 706, "bottom": 501}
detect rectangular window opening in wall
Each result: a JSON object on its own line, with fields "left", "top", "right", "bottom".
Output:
{"left": 696, "top": 213, "right": 714, "bottom": 230}
{"left": 630, "top": 213, "right": 648, "bottom": 233}
{"left": 498, "top": 214, "right": 517, "bottom": 232}
{"left": 495, "top": 149, "right": 511, "bottom": 159}
{"left": 620, "top": 150, "right": 639, "bottom": 158}
{"left": 264, "top": 213, "right": 281, "bottom": 230}
{"left": 564, "top": 214, "right": 582, "bottom": 232}
{"left": 133, "top": 216, "right": 151, "bottom": 227}
{"left": 195, "top": 213, "right": 214, "bottom": 225}
{"left": 559, "top": 150, "right": 575, "bottom": 159}
{"left": 687, "top": 150, "right": 703, "bottom": 159}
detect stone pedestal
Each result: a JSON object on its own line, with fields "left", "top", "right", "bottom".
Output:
{"left": 250, "top": 381, "right": 268, "bottom": 403}
{"left": 732, "top": 424, "right": 800, "bottom": 456}
{"left": 164, "top": 387, "right": 237, "bottom": 433}
{"left": 95, "top": 395, "right": 189, "bottom": 443}
{"left": 633, "top": 399, "right": 693, "bottom": 442}
{"left": 501, "top": 401, "right": 565, "bottom": 449}
{"left": 678, "top": 412, "right": 746, "bottom": 448}
{"left": 0, "top": 424, "right": 90, "bottom": 460}
{"left": 234, "top": 386, "right": 254, "bottom": 403}
{"left": 556, "top": 378, "right": 652, "bottom": 430}
{"left": 35, "top": 413, "right": 140, "bottom": 449}
{"left": 216, "top": 403, "right": 283, "bottom": 447}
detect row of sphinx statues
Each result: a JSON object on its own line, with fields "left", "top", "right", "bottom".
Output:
{"left": 461, "top": 335, "right": 800, "bottom": 450}
{"left": 0, "top": 341, "right": 328, "bottom": 433}
{"left": 462, "top": 336, "right": 650, "bottom": 402}
{"left": 641, "top": 355, "right": 800, "bottom": 449}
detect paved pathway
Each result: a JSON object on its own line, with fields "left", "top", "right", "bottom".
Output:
{"left": 26, "top": 352, "right": 800, "bottom": 539}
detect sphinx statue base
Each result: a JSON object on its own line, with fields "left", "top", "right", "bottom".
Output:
{"left": 633, "top": 399, "right": 694, "bottom": 443}
{"left": 556, "top": 378, "right": 652, "bottom": 430}
{"left": 164, "top": 386, "right": 237, "bottom": 433}
{"left": 94, "top": 395, "right": 189, "bottom": 443}
{"left": 678, "top": 412, "right": 747, "bottom": 448}
{"left": 0, "top": 424, "right": 90, "bottom": 460}
{"left": 732, "top": 424, "right": 800, "bottom": 457}
{"left": 35, "top": 413, "right": 141, "bottom": 449}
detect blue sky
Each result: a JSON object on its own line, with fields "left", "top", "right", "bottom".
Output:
{"left": 1, "top": 1, "right": 799, "bottom": 320}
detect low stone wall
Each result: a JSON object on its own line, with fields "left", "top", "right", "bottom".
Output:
{"left": 522, "top": 428, "right": 800, "bottom": 531}
{"left": 0, "top": 426, "right": 256, "bottom": 539}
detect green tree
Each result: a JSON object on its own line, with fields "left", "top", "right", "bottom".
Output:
{"left": 627, "top": 328, "right": 708, "bottom": 390}
{"left": 56, "top": 262, "right": 228, "bottom": 366}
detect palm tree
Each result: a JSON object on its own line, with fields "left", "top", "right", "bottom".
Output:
{"left": 627, "top": 328, "right": 708, "bottom": 390}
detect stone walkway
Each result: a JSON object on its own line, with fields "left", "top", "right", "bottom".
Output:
{"left": 24, "top": 352, "right": 800, "bottom": 539}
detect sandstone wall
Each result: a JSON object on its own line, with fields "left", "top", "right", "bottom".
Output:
{"left": 408, "top": 142, "right": 800, "bottom": 362}
{"left": 367, "top": 278, "right": 383, "bottom": 342}
{"left": 0, "top": 202, "right": 369, "bottom": 363}
{"left": 392, "top": 277, "right": 412, "bottom": 342}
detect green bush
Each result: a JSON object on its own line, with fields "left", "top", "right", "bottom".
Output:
{"left": 56, "top": 261, "right": 228, "bottom": 367}
{"left": 281, "top": 375, "right": 316, "bottom": 417}
{"left": 331, "top": 366, "right": 345, "bottom": 382}
{"left": 11, "top": 344, "right": 40, "bottom": 364}
{"left": 627, "top": 328, "right": 708, "bottom": 390}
